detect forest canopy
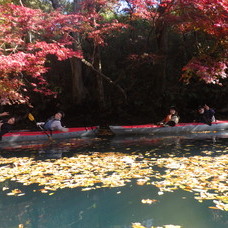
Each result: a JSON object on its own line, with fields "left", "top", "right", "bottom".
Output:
{"left": 0, "top": 0, "right": 227, "bottom": 123}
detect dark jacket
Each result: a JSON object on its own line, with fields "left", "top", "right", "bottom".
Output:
{"left": 0, "top": 122, "right": 13, "bottom": 140}
{"left": 196, "top": 109, "right": 215, "bottom": 125}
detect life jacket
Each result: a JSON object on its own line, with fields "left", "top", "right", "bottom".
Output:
{"left": 171, "top": 115, "right": 179, "bottom": 124}
{"left": 165, "top": 114, "right": 179, "bottom": 127}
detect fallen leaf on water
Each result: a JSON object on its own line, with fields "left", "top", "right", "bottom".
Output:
{"left": 18, "top": 193, "right": 25, "bottom": 196}
{"left": 0, "top": 152, "right": 227, "bottom": 211}
{"left": 7, "top": 189, "right": 24, "bottom": 196}
{"left": 132, "top": 223, "right": 146, "bottom": 228}
{"left": 208, "top": 206, "right": 220, "bottom": 210}
{"left": 141, "top": 199, "right": 158, "bottom": 204}
{"left": 132, "top": 223, "right": 182, "bottom": 228}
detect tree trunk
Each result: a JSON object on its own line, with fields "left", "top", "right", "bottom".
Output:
{"left": 49, "top": 0, "right": 61, "bottom": 9}
{"left": 69, "top": 0, "right": 86, "bottom": 104}
{"left": 155, "top": 18, "right": 168, "bottom": 95}
{"left": 49, "top": 0, "right": 86, "bottom": 104}
{"left": 73, "top": 0, "right": 83, "bottom": 11}
{"left": 70, "top": 56, "right": 86, "bottom": 103}
{"left": 93, "top": 46, "right": 107, "bottom": 125}
{"left": 94, "top": 47, "right": 105, "bottom": 113}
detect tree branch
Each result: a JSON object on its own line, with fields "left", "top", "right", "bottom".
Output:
{"left": 49, "top": 0, "right": 62, "bottom": 9}
{"left": 81, "top": 58, "right": 127, "bottom": 101}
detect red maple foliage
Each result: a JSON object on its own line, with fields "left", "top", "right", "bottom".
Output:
{"left": 0, "top": 1, "right": 128, "bottom": 104}
{"left": 0, "top": 1, "right": 227, "bottom": 104}
{"left": 77, "top": 0, "right": 128, "bottom": 45}
{"left": 174, "top": 0, "right": 228, "bottom": 84}
{"left": 0, "top": 3, "right": 82, "bottom": 104}
{"left": 122, "top": 0, "right": 227, "bottom": 84}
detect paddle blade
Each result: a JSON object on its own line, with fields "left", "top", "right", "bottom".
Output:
{"left": 28, "top": 113, "right": 35, "bottom": 121}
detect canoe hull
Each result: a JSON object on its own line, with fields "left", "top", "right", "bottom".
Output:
{"left": 2, "top": 127, "right": 97, "bottom": 142}
{"left": 2, "top": 121, "right": 228, "bottom": 143}
{"left": 109, "top": 121, "right": 228, "bottom": 136}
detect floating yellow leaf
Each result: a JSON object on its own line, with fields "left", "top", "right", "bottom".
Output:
{"left": 208, "top": 206, "right": 220, "bottom": 210}
{"left": 0, "top": 152, "right": 227, "bottom": 211}
{"left": 2, "top": 187, "right": 9, "bottom": 191}
{"left": 132, "top": 223, "right": 146, "bottom": 228}
{"left": 141, "top": 199, "right": 158, "bottom": 204}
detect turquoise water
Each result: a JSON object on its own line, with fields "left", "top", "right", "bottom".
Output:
{"left": 0, "top": 134, "right": 228, "bottom": 228}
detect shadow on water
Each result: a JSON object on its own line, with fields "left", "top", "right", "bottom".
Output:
{"left": 1, "top": 131, "right": 228, "bottom": 159}
{"left": 0, "top": 132, "right": 228, "bottom": 228}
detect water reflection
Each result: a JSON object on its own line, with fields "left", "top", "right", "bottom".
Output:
{"left": 1, "top": 131, "right": 228, "bottom": 158}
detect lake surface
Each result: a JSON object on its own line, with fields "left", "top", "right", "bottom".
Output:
{"left": 0, "top": 133, "right": 227, "bottom": 228}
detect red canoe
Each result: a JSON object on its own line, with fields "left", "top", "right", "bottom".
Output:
{"left": 1, "top": 121, "right": 228, "bottom": 142}
{"left": 1, "top": 126, "right": 98, "bottom": 142}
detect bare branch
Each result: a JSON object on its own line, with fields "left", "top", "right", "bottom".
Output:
{"left": 81, "top": 58, "right": 127, "bottom": 101}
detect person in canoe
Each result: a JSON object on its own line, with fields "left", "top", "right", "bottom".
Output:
{"left": 42, "top": 111, "right": 68, "bottom": 132}
{"left": 0, "top": 116, "right": 16, "bottom": 140}
{"left": 159, "top": 106, "right": 180, "bottom": 127}
{"left": 195, "top": 104, "right": 215, "bottom": 125}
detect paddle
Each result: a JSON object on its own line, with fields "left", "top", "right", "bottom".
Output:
{"left": 28, "top": 113, "right": 52, "bottom": 140}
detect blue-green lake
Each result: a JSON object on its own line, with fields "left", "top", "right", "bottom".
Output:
{"left": 0, "top": 134, "right": 227, "bottom": 228}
